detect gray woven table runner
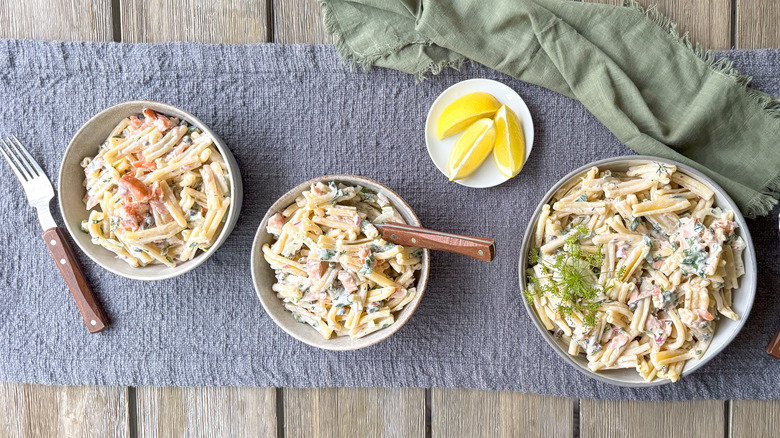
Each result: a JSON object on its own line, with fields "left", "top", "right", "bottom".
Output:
{"left": 0, "top": 41, "right": 778, "bottom": 400}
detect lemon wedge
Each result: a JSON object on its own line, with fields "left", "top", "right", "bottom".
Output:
{"left": 493, "top": 105, "right": 526, "bottom": 178}
{"left": 437, "top": 92, "right": 501, "bottom": 140}
{"left": 448, "top": 118, "right": 496, "bottom": 181}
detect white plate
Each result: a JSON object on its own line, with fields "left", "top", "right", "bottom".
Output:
{"left": 425, "top": 78, "right": 535, "bottom": 188}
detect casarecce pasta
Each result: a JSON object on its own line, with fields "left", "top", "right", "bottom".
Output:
{"left": 525, "top": 163, "right": 745, "bottom": 382}
{"left": 263, "top": 182, "right": 422, "bottom": 339}
{"left": 80, "top": 109, "right": 231, "bottom": 267}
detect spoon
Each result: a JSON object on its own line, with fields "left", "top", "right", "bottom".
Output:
{"left": 375, "top": 222, "right": 495, "bottom": 262}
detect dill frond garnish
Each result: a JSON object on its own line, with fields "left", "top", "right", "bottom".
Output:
{"left": 526, "top": 225, "right": 609, "bottom": 328}
{"left": 655, "top": 162, "right": 670, "bottom": 175}
{"left": 528, "top": 248, "right": 540, "bottom": 265}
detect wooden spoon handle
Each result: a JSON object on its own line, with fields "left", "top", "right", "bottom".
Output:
{"left": 43, "top": 227, "right": 108, "bottom": 333}
{"left": 378, "top": 223, "right": 495, "bottom": 262}
{"left": 767, "top": 328, "right": 780, "bottom": 359}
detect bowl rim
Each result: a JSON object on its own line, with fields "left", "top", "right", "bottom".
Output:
{"left": 517, "top": 155, "right": 758, "bottom": 387}
{"left": 58, "top": 99, "right": 243, "bottom": 281}
{"left": 250, "top": 174, "right": 431, "bottom": 351}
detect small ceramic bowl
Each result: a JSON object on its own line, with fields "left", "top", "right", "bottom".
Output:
{"left": 58, "top": 100, "right": 243, "bottom": 281}
{"left": 251, "top": 175, "right": 430, "bottom": 350}
{"left": 518, "top": 156, "right": 757, "bottom": 387}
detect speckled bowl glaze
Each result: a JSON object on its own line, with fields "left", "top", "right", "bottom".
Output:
{"left": 518, "top": 156, "right": 757, "bottom": 387}
{"left": 58, "top": 100, "right": 243, "bottom": 281}
{"left": 251, "top": 175, "right": 430, "bottom": 351}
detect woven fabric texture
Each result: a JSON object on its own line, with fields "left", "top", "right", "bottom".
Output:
{"left": 0, "top": 41, "right": 778, "bottom": 400}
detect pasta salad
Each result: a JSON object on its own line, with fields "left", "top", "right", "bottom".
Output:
{"left": 80, "top": 109, "right": 231, "bottom": 267}
{"left": 525, "top": 163, "right": 745, "bottom": 382}
{"left": 263, "top": 181, "right": 423, "bottom": 339}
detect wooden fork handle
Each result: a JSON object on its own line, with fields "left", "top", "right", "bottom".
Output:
{"left": 767, "top": 327, "right": 780, "bottom": 359}
{"left": 379, "top": 223, "right": 495, "bottom": 262}
{"left": 43, "top": 227, "right": 108, "bottom": 333}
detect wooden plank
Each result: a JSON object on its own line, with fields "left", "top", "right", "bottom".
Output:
{"left": 135, "top": 387, "right": 276, "bottom": 436}
{"left": 273, "top": 0, "right": 333, "bottom": 44}
{"left": 581, "top": 399, "right": 724, "bottom": 437}
{"left": 284, "top": 387, "right": 425, "bottom": 437}
{"left": 120, "top": 0, "right": 270, "bottom": 43}
{"left": 431, "top": 389, "right": 574, "bottom": 437}
{"left": 272, "top": 4, "right": 418, "bottom": 436}
{"left": 586, "top": 0, "right": 732, "bottom": 49}
{"left": 0, "top": 383, "right": 129, "bottom": 437}
{"left": 730, "top": 400, "right": 780, "bottom": 438}
{"left": 0, "top": 0, "right": 113, "bottom": 41}
{"left": 736, "top": 0, "right": 780, "bottom": 48}
{"left": 0, "top": 2, "right": 126, "bottom": 437}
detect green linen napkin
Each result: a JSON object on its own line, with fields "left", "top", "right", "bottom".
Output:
{"left": 320, "top": 0, "right": 780, "bottom": 217}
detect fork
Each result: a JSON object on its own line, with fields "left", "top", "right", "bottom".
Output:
{"left": 0, "top": 136, "right": 108, "bottom": 333}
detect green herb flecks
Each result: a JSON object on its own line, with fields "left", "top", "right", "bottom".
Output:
{"left": 319, "top": 249, "right": 337, "bottom": 261}
{"left": 643, "top": 235, "right": 654, "bottom": 263}
{"left": 360, "top": 187, "right": 376, "bottom": 201}
{"left": 370, "top": 241, "right": 396, "bottom": 253}
{"left": 328, "top": 182, "right": 345, "bottom": 204}
{"left": 296, "top": 283, "right": 308, "bottom": 299}
{"left": 630, "top": 217, "right": 641, "bottom": 232}
{"left": 359, "top": 252, "right": 376, "bottom": 275}
{"left": 681, "top": 246, "right": 709, "bottom": 277}
{"left": 332, "top": 287, "right": 352, "bottom": 308}
{"left": 662, "top": 290, "right": 679, "bottom": 308}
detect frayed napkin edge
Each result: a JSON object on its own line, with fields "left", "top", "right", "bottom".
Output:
{"left": 624, "top": 0, "right": 780, "bottom": 217}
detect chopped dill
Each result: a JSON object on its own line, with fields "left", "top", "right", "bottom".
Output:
{"left": 630, "top": 217, "right": 641, "bottom": 232}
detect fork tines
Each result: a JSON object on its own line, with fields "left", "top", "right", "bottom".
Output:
{"left": 0, "top": 136, "right": 44, "bottom": 182}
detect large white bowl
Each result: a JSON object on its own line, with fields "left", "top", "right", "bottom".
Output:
{"left": 58, "top": 101, "right": 243, "bottom": 281}
{"left": 251, "top": 175, "right": 430, "bottom": 351}
{"left": 518, "top": 156, "right": 757, "bottom": 387}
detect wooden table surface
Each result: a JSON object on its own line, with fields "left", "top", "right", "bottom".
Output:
{"left": 0, "top": 0, "right": 778, "bottom": 436}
